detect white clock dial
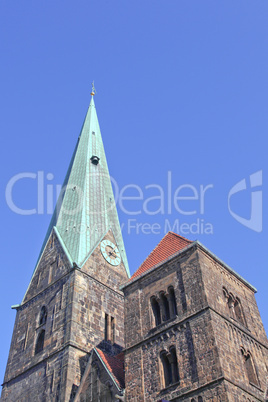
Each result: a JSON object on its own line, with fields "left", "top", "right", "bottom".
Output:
{"left": 100, "top": 240, "right": 121, "bottom": 266}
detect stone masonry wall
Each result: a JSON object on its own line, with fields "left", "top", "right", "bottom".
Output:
{"left": 1, "top": 231, "right": 74, "bottom": 401}
{"left": 2, "top": 230, "right": 126, "bottom": 402}
{"left": 198, "top": 249, "right": 268, "bottom": 344}
{"left": 23, "top": 230, "right": 72, "bottom": 303}
{"left": 124, "top": 246, "right": 223, "bottom": 401}
{"left": 198, "top": 249, "right": 268, "bottom": 398}
{"left": 210, "top": 310, "right": 267, "bottom": 400}
{"left": 62, "top": 268, "right": 125, "bottom": 400}
{"left": 124, "top": 244, "right": 268, "bottom": 401}
{"left": 82, "top": 230, "right": 129, "bottom": 292}
{"left": 140, "top": 311, "right": 221, "bottom": 401}
{"left": 124, "top": 247, "right": 206, "bottom": 349}
{"left": 70, "top": 270, "right": 125, "bottom": 351}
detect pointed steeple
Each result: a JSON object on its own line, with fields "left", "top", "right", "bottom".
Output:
{"left": 34, "top": 94, "right": 129, "bottom": 278}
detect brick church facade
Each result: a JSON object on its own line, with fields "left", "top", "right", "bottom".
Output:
{"left": 1, "top": 93, "right": 267, "bottom": 401}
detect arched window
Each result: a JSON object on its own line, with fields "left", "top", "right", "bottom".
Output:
{"left": 234, "top": 298, "right": 246, "bottom": 326}
{"left": 39, "top": 306, "right": 47, "bottom": 326}
{"left": 241, "top": 349, "right": 259, "bottom": 387}
{"left": 151, "top": 297, "right": 161, "bottom": 327}
{"left": 198, "top": 397, "right": 203, "bottom": 402}
{"left": 222, "top": 287, "right": 228, "bottom": 298}
{"left": 160, "top": 347, "right": 179, "bottom": 388}
{"left": 35, "top": 330, "right": 45, "bottom": 354}
{"left": 160, "top": 293, "right": 170, "bottom": 321}
{"left": 168, "top": 286, "right": 178, "bottom": 317}
{"left": 169, "top": 346, "right": 179, "bottom": 384}
{"left": 160, "top": 351, "right": 172, "bottom": 388}
{"left": 227, "top": 293, "right": 235, "bottom": 313}
{"left": 223, "top": 288, "right": 247, "bottom": 327}
{"left": 223, "top": 287, "right": 231, "bottom": 313}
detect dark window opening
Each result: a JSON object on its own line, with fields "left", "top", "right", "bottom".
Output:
{"left": 35, "top": 330, "right": 45, "bottom": 354}
{"left": 105, "top": 314, "right": 108, "bottom": 341}
{"left": 39, "top": 306, "right": 47, "bottom": 326}
{"left": 151, "top": 297, "right": 161, "bottom": 327}
{"left": 90, "top": 155, "right": 100, "bottom": 165}
{"left": 222, "top": 287, "right": 228, "bottom": 298}
{"left": 234, "top": 298, "right": 246, "bottom": 326}
{"left": 227, "top": 294, "right": 234, "bottom": 313}
{"left": 241, "top": 349, "right": 259, "bottom": 387}
{"left": 223, "top": 287, "right": 247, "bottom": 328}
{"left": 170, "top": 347, "right": 179, "bottom": 383}
{"left": 160, "top": 347, "right": 179, "bottom": 388}
{"left": 161, "top": 352, "right": 172, "bottom": 387}
{"left": 161, "top": 293, "right": 170, "bottom": 321}
{"left": 168, "top": 286, "right": 178, "bottom": 317}
{"left": 111, "top": 317, "right": 115, "bottom": 344}
{"left": 245, "top": 354, "right": 259, "bottom": 386}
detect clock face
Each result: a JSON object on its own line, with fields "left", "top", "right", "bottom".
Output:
{"left": 100, "top": 239, "right": 121, "bottom": 266}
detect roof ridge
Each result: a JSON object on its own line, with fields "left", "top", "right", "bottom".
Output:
{"left": 131, "top": 232, "right": 192, "bottom": 280}
{"left": 135, "top": 231, "right": 191, "bottom": 273}
{"left": 168, "top": 231, "right": 193, "bottom": 243}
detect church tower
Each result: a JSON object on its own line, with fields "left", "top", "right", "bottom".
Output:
{"left": 123, "top": 232, "right": 268, "bottom": 401}
{"left": 1, "top": 90, "right": 129, "bottom": 401}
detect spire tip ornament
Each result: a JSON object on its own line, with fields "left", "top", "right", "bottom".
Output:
{"left": 91, "top": 81, "right": 96, "bottom": 96}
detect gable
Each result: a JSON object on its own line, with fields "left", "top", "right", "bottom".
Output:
{"left": 82, "top": 229, "right": 129, "bottom": 289}
{"left": 23, "top": 228, "right": 72, "bottom": 303}
{"left": 95, "top": 348, "right": 125, "bottom": 389}
{"left": 74, "top": 348, "right": 124, "bottom": 401}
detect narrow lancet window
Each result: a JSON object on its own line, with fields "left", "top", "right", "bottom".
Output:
{"left": 170, "top": 346, "right": 179, "bottom": 383}
{"left": 234, "top": 298, "right": 246, "bottom": 326}
{"left": 160, "top": 293, "right": 170, "bottom": 321}
{"left": 151, "top": 297, "right": 161, "bottom": 327}
{"left": 35, "top": 330, "right": 45, "bottom": 354}
{"left": 111, "top": 316, "right": 115, "bottom": 344}
{"left": 160, "top": 347, "right": 179, "bottom": 388}
{"left": 160, "top": 351, "right": 172, "bottom": 388}
{"left": 39, "top": 306, "right": 47, "bottom": 326}
{"left": 168, "top": 286, "right": 178, "bottom": 317}
{"left": 241, "top": 348, "right": 259, "bottom": 387}
{"left": 105, "top": 313, "right": 108, "bottom": 341}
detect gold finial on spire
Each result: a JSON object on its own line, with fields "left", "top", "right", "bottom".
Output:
{"left": 91, "top": 81, "right": 96, "bottom": 96}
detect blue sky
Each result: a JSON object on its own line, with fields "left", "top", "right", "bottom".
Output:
{"left": 0, "top": 0, "right": 267, "bottom": 385}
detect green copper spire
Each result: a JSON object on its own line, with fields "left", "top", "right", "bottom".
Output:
{"left": 34, "top": 94, "right": 129, "bottom": 277}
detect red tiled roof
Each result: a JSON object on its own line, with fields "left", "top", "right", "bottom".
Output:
{"left": 96, "top": 348, "right": 125, "bottom": 389}
{"left": 131, "top": 232, "right": 192, "bottom": 280}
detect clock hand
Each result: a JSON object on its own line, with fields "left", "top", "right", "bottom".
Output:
{"left": 109, "top": 250, "right": 118, "bottom": 257}
{"left": 109, "top": 245, "right": 118, "bottom": 255}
